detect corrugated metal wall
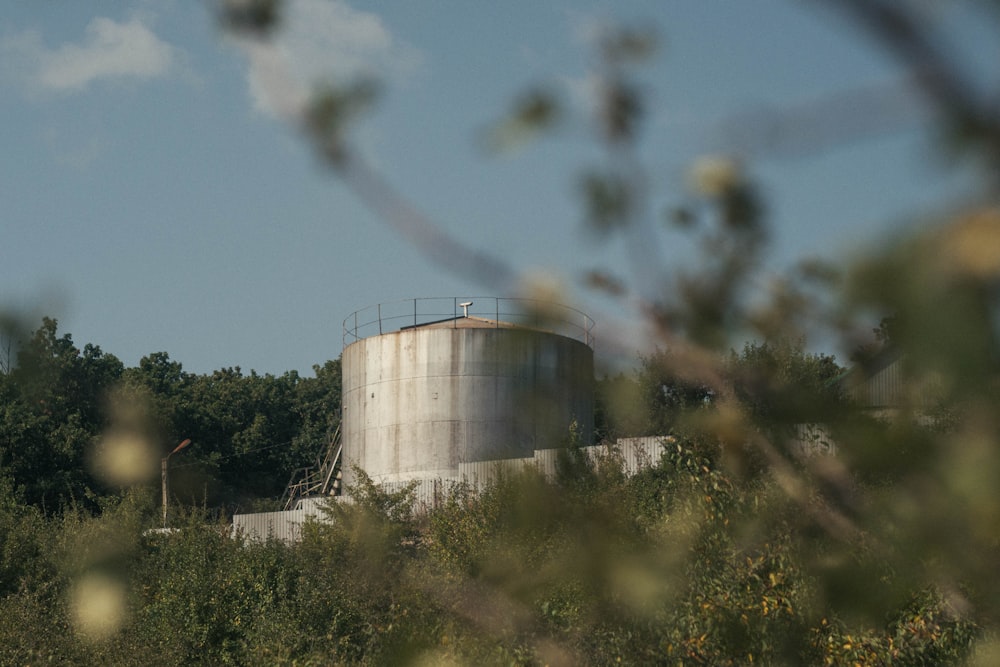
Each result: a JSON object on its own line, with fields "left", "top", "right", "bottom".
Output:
{"left": 851, "top": 357, "right": 904, "bottom": 408}
{"left": 232, "top": 436, "right": 678, "bottom": 539}
{"left": 232, "top": 504, "right": 331, "bottom": 543}
{"left": 234, "top": 432, "right": 859, "bottom": 541}
{"left": 359, "top": 437, "right": 673, "bottom": 512}
{"left": 612, "top": 437, "right": 670, "bottom": 475}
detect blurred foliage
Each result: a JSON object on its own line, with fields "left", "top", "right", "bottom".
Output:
{"left": 0, "top": 445, "right": 981, "bottom": 665}
{"left": 485, "top": 89, "right": 562, "bottom": 154}
{"left": 215, "top": 0, "right": 282, "bottom": 38}
{"left": 304, "top": 79, "right": 380, "bottom": 168}
{"left": 6, "top": 0, "right": 1000, "bottom": 664}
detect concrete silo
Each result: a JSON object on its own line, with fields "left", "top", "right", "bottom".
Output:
{"left": 341, "top": 297, "right": 594, "bottom": 487}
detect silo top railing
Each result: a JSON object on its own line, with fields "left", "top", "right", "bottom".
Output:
{"left": 343, "top": 297, "right": 595, "bottom": 348}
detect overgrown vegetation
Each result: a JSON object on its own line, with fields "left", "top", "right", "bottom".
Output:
{"left": 0, "top": 427, "right": 983, "bottom": 664}
{"left": 5, "top": 0, "right": 1000, "bottom": 663}
{"left": 0, "top": 319, "right": 986, "bottom": 664}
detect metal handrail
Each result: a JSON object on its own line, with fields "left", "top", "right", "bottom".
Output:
{"left": 343, "top": 297, "right": 595, "bottom": 349}
{"left": 281, "top": 424, "right": 343, "bottom": 511}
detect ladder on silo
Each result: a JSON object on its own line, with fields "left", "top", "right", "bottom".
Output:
{"left": 281, "top": 423, "right": 343, "bottom": 511}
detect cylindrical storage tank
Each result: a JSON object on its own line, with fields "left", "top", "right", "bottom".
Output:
{"left": 342, "top": 298, "right": 594, "bottom": 486}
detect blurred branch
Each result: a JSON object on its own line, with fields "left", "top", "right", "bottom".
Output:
{"left": 302, "top": 82, "right": 518, "bottom": 291}
{"left": 337, "top": 157, "right": 518, "bottom": 290}
{"left": 826, "top": 0, "right": 979, "bottom": 112}
{"left": 218, "top": 1, "right": 520, "bottom": 293}
{"left": 824, "top": 0, "right": 1000, "bottom": 168}
{"left": 215, "top": 0, "right": 282, "bottom": 37}
{"left": 717, "top": 77, "right": 926, "bottom": 160}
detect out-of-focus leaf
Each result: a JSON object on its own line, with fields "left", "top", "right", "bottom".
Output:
{"left": 599, "top": 78, "right": 643, "bottom": 143}
{"left": 720, "top": 182, "right": 764, "bottom": 232}
{"left": 795, "top": 258, "right": 841, "bottom": 286}
{"left": 666, "top": 206, "right": 697, "bottom": 230}
{"left": 688, "top": 155, "right": 742, "bottom": 198}
{"left": 579, "top": 169, "right": 633, "bottom": 233}
{"left": 485, "top": 89, "right": 561, "bottom": 154}
{"left": 303, "top": 79, "right": 379, "bottom": 167}
{"left": 216, "top": 0, "right": 282, "bottom": 37}
{"left": 583, "top": 270, "right": 626, "bottom": 296}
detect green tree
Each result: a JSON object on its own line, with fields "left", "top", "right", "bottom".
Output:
{"left": 1, "top": 318, "right": 123, "bottom": 509}
{"left": 727, "top": 339, "right": 847, "bottom": 430}
{"left": 635, "top": 348, "right": 717, "bottom": 437}
{"left": 291, "top": 358, "right": 342, "bottom": 456}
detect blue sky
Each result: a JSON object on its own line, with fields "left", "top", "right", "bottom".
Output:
{"left": 1, "top": 1, "right": 992, "bottom": 375}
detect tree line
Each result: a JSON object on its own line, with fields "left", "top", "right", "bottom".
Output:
{"left": 1, "top": 316, "right": 850, "bottom": 517}
{"left": 0, "top": 317, "right": 341, "bottom": 514}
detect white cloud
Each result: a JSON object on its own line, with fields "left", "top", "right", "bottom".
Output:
{"left": 3, "top": 16, "right": 176, "bottom": 93}
{"left": 232, "top": 0, "right": 422, "bottom": 120}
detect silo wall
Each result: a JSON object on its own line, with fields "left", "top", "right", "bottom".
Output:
{"left": 342, "top": 325, "right": 593, "bottom": 486}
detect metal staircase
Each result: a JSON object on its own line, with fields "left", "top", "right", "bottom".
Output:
{"left": 281, "top": 423, "right": 343, "bottom": 511}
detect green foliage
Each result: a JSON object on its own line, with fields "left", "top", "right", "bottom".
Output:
{"left": 0, "top": 474, "right": 54, "bottom": 597}
{"left": 636, "top": 348, "right": 717, "bottom": 437}
{"left": 131, "top": 516, "right": 298, "bottom": 664}
{"left": 287, "top": 478, "right": 437, "bottom": 664}
{"left": 598, "top": 341, "right": 845, "bottom": 446}
{"left": 727, "top": 339, "right": 847, "bottom": 430}
{"left": 0, "top": 318, "right": 124, "bottom": 509}
{"left": 0, "top": 431, "right": 982, "bottom": 665}
{"left": 0, "top": 320, "right": 343, "bottom": 514}
{"left": 5, "top": 3, "right": 1000, "bottom": 664}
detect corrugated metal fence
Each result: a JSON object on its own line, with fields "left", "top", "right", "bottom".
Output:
{"left": 232, "top": 436, "right": 675, "bottom": 541}
{"left": 232, "top": 498, "right": 332, "bottom": 542}
{"left": 384, "top": 437, "right": 672, "bottom": 513}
